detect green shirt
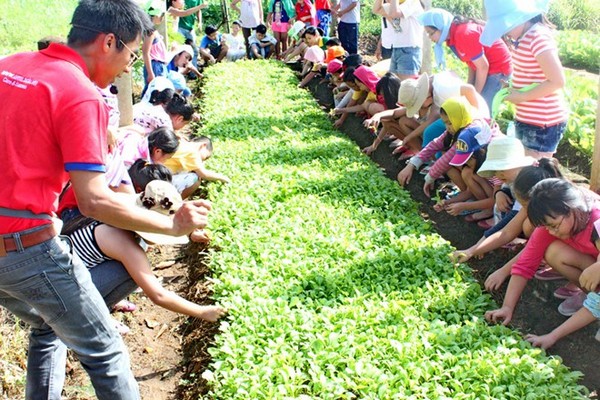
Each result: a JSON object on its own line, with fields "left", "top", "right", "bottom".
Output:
{"left": 178, "top": 0, "right": 203, "bottom": 31}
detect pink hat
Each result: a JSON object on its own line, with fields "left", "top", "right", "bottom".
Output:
{"left": 327, "top": 59, "right": 343, "bottom": 74}
{"left": 304, "top": 45, "right": 325, "bottom": 63}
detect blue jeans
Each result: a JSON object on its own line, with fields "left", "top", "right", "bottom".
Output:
{"left": 480, "top": 72, "right": 510, "bottom": 115}
{"left": 390, "top": 46, "right": 421, "bottom": 76}
{"left": 515, "top": 120, "right": 567, "bottom": 153}
{"left": 0, "top": 235, "right": 139, "bottom": 399}
{"left": 338, "top": 22, "right": 359, "bottom": 55}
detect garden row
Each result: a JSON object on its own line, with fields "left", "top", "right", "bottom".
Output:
{"left": 188, "top": 60, "right": 589, "bottom": 399}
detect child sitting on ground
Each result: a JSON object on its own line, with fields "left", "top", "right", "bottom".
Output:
{"left": 249, "top": 24, "right": 278, "bottom": 59}
{"left": 163, "top": 136, "right": 231, "bottom": 199}
{"left": 397, "top": 96, "right": 496, "bottom": 203}
{"left": 223, "top": 20, "right": 247, "bottom": 61}
{"left": 200, "top": 25, "right": 229, "bottom": 64}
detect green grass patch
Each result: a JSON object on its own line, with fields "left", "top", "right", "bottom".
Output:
{"left": 0, "top": 0, "right": 78, "bottom": 55}
{"left": 194, "top": 60, "right": 588, "bottom": 399}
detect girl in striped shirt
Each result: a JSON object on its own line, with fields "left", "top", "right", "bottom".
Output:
{"left": 480, "top": 0, "right": 567, "bottom": 159}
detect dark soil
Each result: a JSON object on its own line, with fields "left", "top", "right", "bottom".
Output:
{"left": 306, "top": 79, "right": 599, "bottom": 395}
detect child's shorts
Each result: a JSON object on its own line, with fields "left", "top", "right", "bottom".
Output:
{"left": 515, "top": 120, "right": 567, "bottom": 153}
{"left": 584, "top": 292, "right": 600, "bottom": 319}
{"left": 271, "top": 21, "right": 290, "bottom": 33}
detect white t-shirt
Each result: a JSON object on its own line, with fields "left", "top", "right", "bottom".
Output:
{"left": 432, "top": 71, "right": 491, "bottom": 119}
{"left": 339, "top": 0, "right": 360, "bottom": 24}
{"left": 223, "top": 33, "right": 245, "bottom": 51}
{"left": 240, "top": 0, "right": 262, "bottom": 28}
{"left": 380, "top": 1, "right": 423, "bottom": 49}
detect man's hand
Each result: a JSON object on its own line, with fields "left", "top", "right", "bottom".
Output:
{"left": 172, "top": 199, "right": 212, "bottom": 236}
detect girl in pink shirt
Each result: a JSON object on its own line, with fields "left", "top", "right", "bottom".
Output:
{"left": 485, "top": 179, "right": 600, "bottom": 346}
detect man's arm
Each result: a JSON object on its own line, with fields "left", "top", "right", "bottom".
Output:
{"left": 70, "top": 170, "right": 210, "bottom": 236}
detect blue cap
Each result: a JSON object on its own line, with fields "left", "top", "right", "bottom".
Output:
{"left": 480, "top": 0, "right": 550, "bottom": 46}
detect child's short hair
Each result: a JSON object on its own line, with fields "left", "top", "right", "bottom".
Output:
{"left": 148, "top": 126, "right": 179, "bottom": 155}
{"left": 232, "top": 20, "right": 242, "bottom": 27}
{"left": 194, "top": 135, "right": 214, "bottom": 153}
{"left": 343, "top": 54, "right": 362, "bottom": 70}
{"left": 165, "top": 93, "right": 194, "bottom": 121}
{"left": 342, "top": 66, "right": 356, "bottom": 82}
{"left": 205, "top": 25, "right": 218, "bottom": 35}
{"left": 325, "top": 37, "right": 341, "bottom": 47}
{"left": 255, "top": 24, "right": 268, "bottom": 34}
{"left": 128, "top": 159, "right": 172, "bottom": 193}
{"left": 376, "top": 72, "right": 401, "bottom": 110}
{"left": 149, "top": 88, "right": 175, "bottom": 106}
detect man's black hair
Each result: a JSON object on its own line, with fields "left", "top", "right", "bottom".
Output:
{"left": 68, "top": 0, "right": 152, "bottom": 50}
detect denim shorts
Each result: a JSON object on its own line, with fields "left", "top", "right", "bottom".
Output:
{"left": 515, "top": 120, "right": 567, "bottom": 153}
{"left": 390, "top": 46, "right": 421, "bottom": 76}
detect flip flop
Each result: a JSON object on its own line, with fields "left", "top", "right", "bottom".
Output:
{"left": 112, "top": 300, "right": 136, "bottom": 313}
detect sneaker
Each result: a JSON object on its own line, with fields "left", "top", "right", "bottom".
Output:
{"left": 557, "top": 291, "right": 587, "bottom": 317}
{"left": 534, "top": 266, "right": 566, "bottom": 281}
{"left": 553, "top": 285, "right": 583, "bottom": 300}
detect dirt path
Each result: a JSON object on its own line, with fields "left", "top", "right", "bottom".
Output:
{"left": 309, "top": 82, "right": 600, "bottom": 395}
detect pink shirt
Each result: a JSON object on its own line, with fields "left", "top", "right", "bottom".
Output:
{"left": 511, "top": 207, "right": 600, "bottom": 279}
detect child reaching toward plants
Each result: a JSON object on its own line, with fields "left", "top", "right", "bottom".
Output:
{"left": 164, "top": 136, "right": 231, "bottom": 199}
{"left": 63, "top": 173, "right": 226, "bottom": 332}
{"left": 485, "top": 179, "right": 600, "bottom": 330}
{"left": 397, "top": 96, "right": 496, "bottom": 203}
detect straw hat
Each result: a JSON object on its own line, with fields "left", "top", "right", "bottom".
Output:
{"left": 397, "top": 74, "right": 429, "bottom": 119}
{"left": 480, "top": 0, "right": 551, "bottom": 46}
{"left": 477, "top": 136, "right": 536, "bottom": 177}
{"left": 135, "top": 180, "right": 189, "bottom": 245}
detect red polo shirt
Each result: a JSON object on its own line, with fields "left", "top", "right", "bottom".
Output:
{"left": 0, "top": 44, "right": 108, "bottom": 233}
{"left": 446, "top": 22, "right": 512, "bottom": 76}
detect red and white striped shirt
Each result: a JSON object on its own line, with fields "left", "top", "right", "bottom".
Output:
{"left": 511, "top": 23, "right": 567, "bottom": 127}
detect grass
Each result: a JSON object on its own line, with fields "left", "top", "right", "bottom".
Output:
{"left": 0, "top": 0, "right": 78, "bottom": 55}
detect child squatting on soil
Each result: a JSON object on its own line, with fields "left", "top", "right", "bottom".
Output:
{"left": 485, "top": 179, "right": 600, "bottom": 347}
{"left": 64, "top": 176, "right": 226, "bottom": 326}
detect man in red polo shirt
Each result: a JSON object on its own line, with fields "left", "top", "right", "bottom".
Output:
{"left": 0, "top": 1, "right": 212, "bottom": 398}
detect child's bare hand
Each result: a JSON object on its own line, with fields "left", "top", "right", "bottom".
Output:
{"left": 484, "top": 268, "right": 510, "bottom": 292}
{"left": 198, "top": 305, "right": 227, "bottom": 322}
{"left": 362, "top": 145, "right": 376, "bottom": 155}
{"left": 524, "top": 333, "right": 557, "bottom": 350}
{"left": 485, "top": 306, "right": 513, "bottom": 326}
{"left": 450, "top": 250, "right": 471, "bottom": 264}
{"left": 579, "top": 263, "right": 600, "bottom": 292}
{"left": 445, "top": 202, "right": 465, "bottom": 216}
{"left": 396, "top": 166, "right": 413, "bottom": 186}
{"left": 333, "top": 119, "right": 344, "bottom": 129}
{"left": 495, "top": 191, "right": 514, "bottom": 213}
